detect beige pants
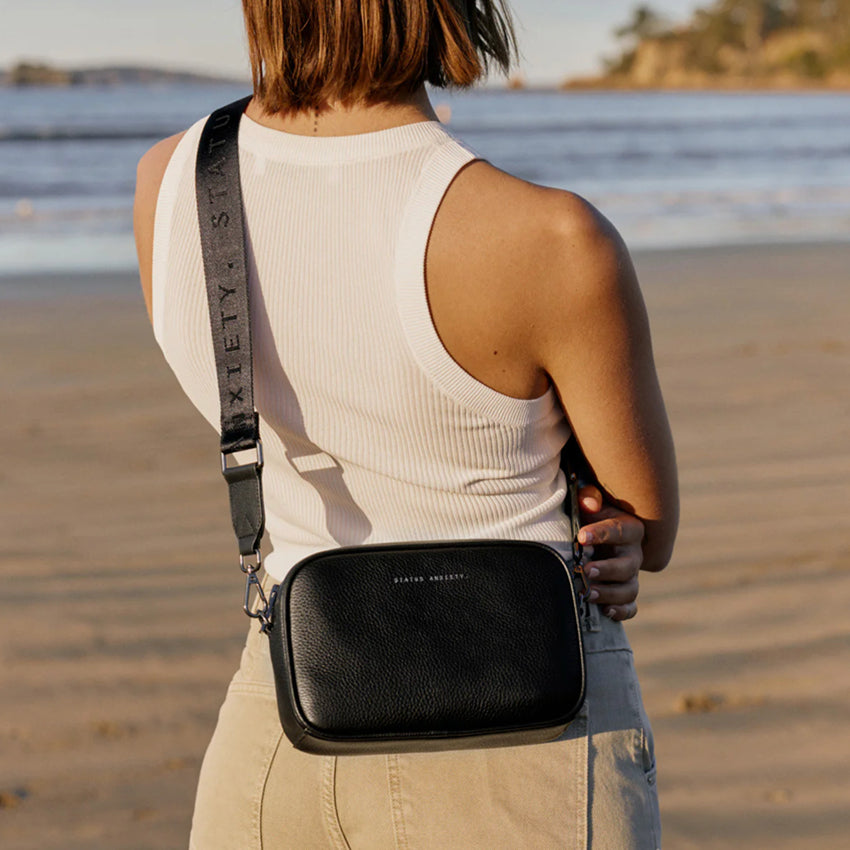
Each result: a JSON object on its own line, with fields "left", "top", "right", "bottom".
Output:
{"left": 189, "top": 599, "right": 660, "bottom": 850}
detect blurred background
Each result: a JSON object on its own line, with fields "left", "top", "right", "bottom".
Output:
{"left": 1, "top": 2, "right": 848, "bottom": 848}
{"left": 2, "top": 0, "right": 850, "bottom": 275}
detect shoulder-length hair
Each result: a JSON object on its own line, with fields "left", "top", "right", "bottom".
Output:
{"left": 242, "top": 0, "right": 517, "bottom": 113}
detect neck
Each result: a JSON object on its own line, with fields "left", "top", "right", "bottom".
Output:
{"left": 245, "top": 87, "right": 440, "bottom": 137}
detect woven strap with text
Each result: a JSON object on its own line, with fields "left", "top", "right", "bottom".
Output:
{"left": 195, "top": 95, "right": 264, "bottom": 558}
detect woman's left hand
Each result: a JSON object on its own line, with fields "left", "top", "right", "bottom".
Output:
{"left": 576, "top": 485, "right": 645, "bottom": 622}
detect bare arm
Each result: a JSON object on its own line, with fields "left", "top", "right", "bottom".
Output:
{"left": 133, "top": 132, "right": 186, "bottom": 323}
{"left": 531, "top": 191, "right": 679, "bottom": 573}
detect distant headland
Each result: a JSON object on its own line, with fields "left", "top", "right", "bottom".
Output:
{"left": 0, "top": 61, "right": 244, "bottom": 87}
{"left": 9, "top": 1, "right": 850, "bottom": 95}
{"left": 564, "top": 1, "right": 850, "bottom": 90}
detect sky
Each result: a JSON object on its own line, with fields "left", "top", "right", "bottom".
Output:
{"left": 0, "top": 0, "right": 704, "bottom": 85}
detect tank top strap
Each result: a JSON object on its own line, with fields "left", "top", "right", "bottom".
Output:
{"left": 394, "top": 140, "right": 557, "bottom": 425}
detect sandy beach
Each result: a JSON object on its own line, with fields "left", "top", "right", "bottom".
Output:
{"left": 1, "top": 241, "right": 848, "bottom": 849}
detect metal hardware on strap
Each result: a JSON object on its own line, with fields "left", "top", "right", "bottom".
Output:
{"left": 242, "top": 560, "right": 278, "bottom": 632}
{"left": 221, "top": 439, "right": 264, "bottom": 475}
{"left": 221, "top": 448, "right": 265, "bottom": 558}
{"left": 239, "top": 547, "right": 262, "bottom": 574}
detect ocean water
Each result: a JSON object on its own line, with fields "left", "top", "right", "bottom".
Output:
{"left": 1, "top": 84, "right": 849, "bottom": 277}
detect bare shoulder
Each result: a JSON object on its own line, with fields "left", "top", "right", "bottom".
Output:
{"left": 135, "top": 132, "right": 187, "bottom": 223}
{"left": 437, "top": 162, "right": 676, "bottom": 567}
{"left": 134, "top": 132, "right": 187, "bottom": 322}
{"left": 439, "top": 161, "right": 632, "bottom": 295}
{"left": 429, "top": 160, "right": 638, "bottom": 380}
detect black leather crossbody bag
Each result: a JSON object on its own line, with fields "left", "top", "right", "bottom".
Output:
{"left": 195, "top": 98, "right": 588, "bottom": 755}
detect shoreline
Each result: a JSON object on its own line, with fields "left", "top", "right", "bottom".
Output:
{"left": 2, "top": 238, "right": 848, "bottom": 300}
{"left": 470, "top": 83, "right": 850, "bottom": 94}
{"left": 559, "top": 80, "right": 850, "bottom": 93}
{"left": 4, "top": 80, "right": 850, "bottom": 93}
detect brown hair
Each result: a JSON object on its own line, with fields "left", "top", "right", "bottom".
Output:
{"left": 242, "top": 0, "right": 517, "bottom": 114}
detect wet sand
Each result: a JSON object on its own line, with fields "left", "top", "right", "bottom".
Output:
{"left": 1, "top": 242, "right": 849, "bottom": 848}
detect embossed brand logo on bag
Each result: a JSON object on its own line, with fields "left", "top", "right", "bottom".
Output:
{"left": 393, "top": 574, "right": 468, "bottom": 584}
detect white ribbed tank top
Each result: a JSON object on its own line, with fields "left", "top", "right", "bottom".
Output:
{"left": 152, "top": 113, "right": 572, "bottom": 580}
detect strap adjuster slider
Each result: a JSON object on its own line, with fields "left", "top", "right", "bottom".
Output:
{"left": 221, "top": 440, "right": 264, "bottom": 478}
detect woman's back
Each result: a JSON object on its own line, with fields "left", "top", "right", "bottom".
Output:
{"left": 151, "top": 113, "right": 575, "bottom": 578}
{"left": 134, "top": 3, "right": 678, "bottom": 845}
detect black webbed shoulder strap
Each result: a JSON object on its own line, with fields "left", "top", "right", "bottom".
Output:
{"left": 195, "top": 96, "right": 266, "bottom": 564}
{"left": 562, "top": 435, "right": 588, "bottom": 583}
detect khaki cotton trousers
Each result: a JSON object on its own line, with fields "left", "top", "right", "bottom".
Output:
{"left": 189, "top": 596, "right": 661, "bottom": 850}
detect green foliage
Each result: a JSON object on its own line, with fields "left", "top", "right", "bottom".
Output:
{"left": 604, "top": 0, "right": 850, "bottom": 81}
{"left": 786, "top": 48, "right": 827, "bottom": 77}
{"left": 603, "top": 49, "right": 638, "bottom": 76}
{"left": 614, "top": 5, "right": 671, "bottom": 42}
{"left": 8, "top": 62, "right": 71, "bottom": 86}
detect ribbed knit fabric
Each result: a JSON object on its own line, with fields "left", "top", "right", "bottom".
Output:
{"left": 152, "top": 113, "right": 572, "bottom": 580}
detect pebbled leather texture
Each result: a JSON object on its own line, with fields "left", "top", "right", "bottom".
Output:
{"left": 268, "top": 540, "right": 585, "bottom": 754}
